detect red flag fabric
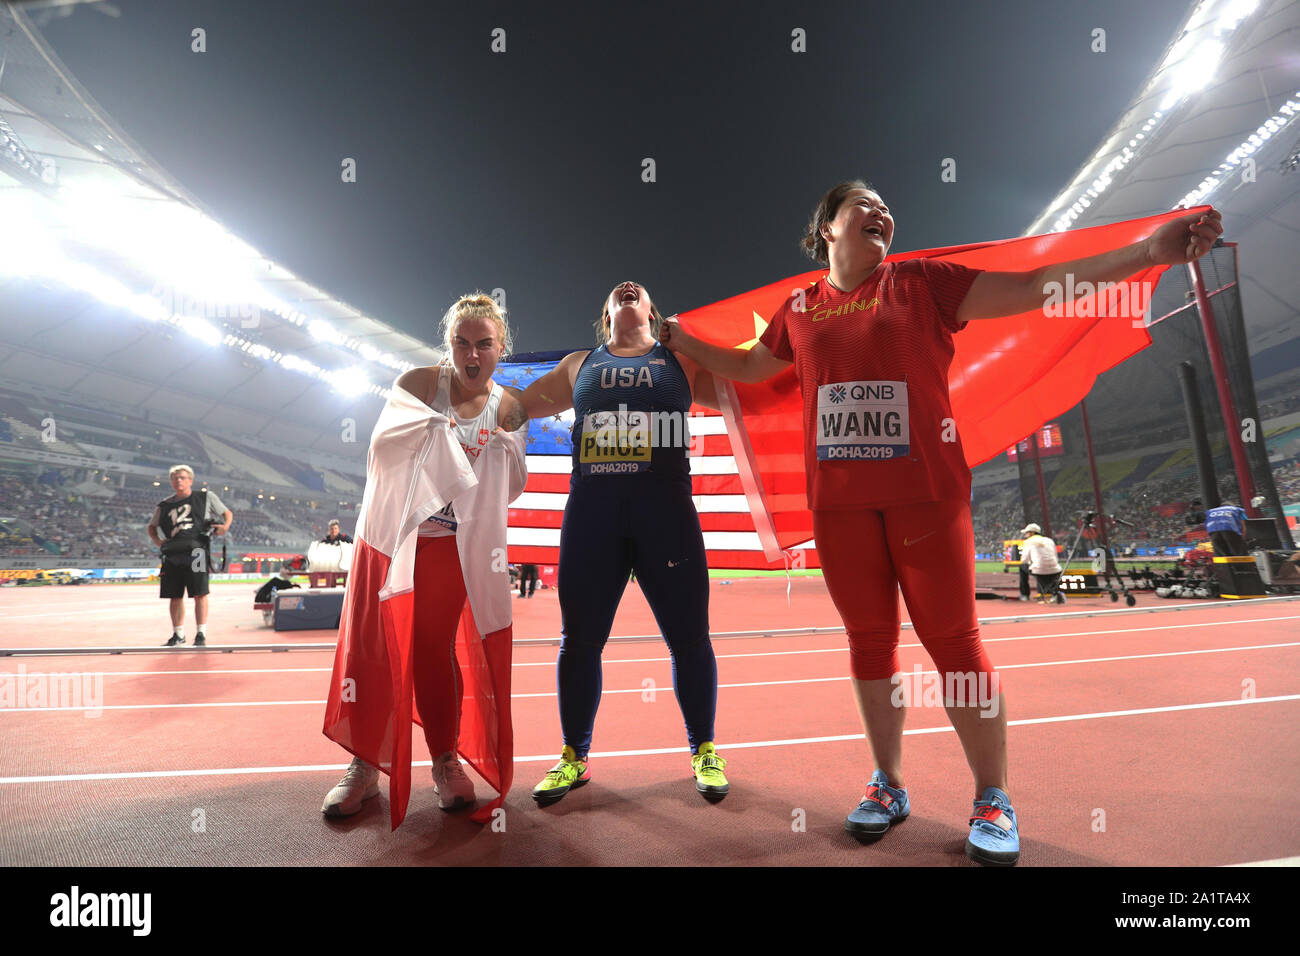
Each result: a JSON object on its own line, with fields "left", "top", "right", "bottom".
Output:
{"left": 676, "top": 209, "right": 1204, "bottom": 564}
{"left": 323, "top": 385, "right": 525, "bottom": 828}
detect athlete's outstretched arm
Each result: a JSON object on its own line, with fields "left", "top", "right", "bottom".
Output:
{"left": 956, "top": 207, "right": 1223, "bottom": 323}
{"left": 659, "top": 318, "right": 790, "bottom": 384}
{"left": 520, "top": 350, "right": 587, "bottom": 418}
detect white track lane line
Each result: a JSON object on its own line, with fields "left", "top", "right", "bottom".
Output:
{"left": 1225, "top": 856, "right": 1300, "bottom": 866}
{"left": 4, "top": 592, "right": 1295, "bottom": 626}
{"left": 4, "top": 640, "right": 1298, "bottom": 711}
{"left": 2, "top": 694, "right": 1297, "bottom": 784}
{"left": 14, "top": 614, "right": 1295, "bottom": 679}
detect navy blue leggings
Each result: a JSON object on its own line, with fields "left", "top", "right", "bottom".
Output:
{"left": 556, "top": 477, "right": 716, "bottom": 758}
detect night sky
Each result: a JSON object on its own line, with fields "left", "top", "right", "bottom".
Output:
{"left": 39, "top": 0, "right": 1194, "bottom": 355}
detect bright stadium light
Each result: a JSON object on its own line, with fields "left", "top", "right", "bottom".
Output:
{"left": 309, "top": 319, "right": 347, "bottom": 345}
{"left": 176, "top": 315, "right": 222, "bottom": 347}
{"left": 1215, "top": 0, "right": 1258, "bottom": 34}
{"left": 3, "top": 179, "right": 415, "bottom": 379}
{"left": 1036, "top": 0, "right": 1261, "bottom": 234}
{"left": 326, "top": 367, "right": 372, "bottom": 397}
{"left": 279, "top": 354, "right": 321, "bottom": 375}
{"left": 1174, "top": 93, "right": 1300, "bottom": 207}
{"left": 1159, "top": 40, "right": 1224, "bottom": 111}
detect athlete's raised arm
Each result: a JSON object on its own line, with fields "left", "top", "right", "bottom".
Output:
{"left": 659, "top": 318, "right": 790, "bottom": 385}
{"left": 520, "top": 349, "right": 588, "bottom": 419}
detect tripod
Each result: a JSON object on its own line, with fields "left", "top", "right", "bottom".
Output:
{"left": 1053, "top": 512, "right": 1136, "bottom": 606}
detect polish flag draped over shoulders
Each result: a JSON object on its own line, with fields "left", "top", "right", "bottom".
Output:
{"left": 675, "top": 209, "right": 1204, "bottom": 563}
{"left": 323, "top": 383, "right": 525, "bottom": 828}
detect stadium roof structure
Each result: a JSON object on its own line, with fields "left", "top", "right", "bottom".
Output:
{"left": 1024, "top": 0, "right": 1300, "bottom": 378}
{"left": 0, "top": 1, "right": 1296, "bottom": 458}
{"left": 0, "top": 3, "right": 440, "bottom": 454}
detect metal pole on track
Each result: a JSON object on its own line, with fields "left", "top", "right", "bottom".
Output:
{"left": 1187, "top": 257, "right": 1258, "bottom": 517}
{"left": 1080, "top": 398, "right": 1108, "bottom": 551}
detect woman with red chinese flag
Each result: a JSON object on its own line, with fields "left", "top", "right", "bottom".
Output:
{"left": 660, "top": 180, "right": 1222, "bottom": 865}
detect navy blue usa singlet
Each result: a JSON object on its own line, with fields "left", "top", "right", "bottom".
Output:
{"left": 556, "top": 342, "right": 717, "bottom": 758}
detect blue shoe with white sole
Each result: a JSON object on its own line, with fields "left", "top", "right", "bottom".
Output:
{"left": 966, "top": 786, "right": 1020, "bottom": 866}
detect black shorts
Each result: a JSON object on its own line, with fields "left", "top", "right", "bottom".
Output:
{"left": 159, "top": 552, "right": 210, "bottom": 598}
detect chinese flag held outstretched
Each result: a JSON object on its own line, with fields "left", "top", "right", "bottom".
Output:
{"left": 676, "top": 209, "right": 1204, "bottom": 564}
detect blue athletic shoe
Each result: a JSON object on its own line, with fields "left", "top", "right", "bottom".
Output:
{"left": 965, "top": 786, "right": 1020, "bottom": 866}
{"left": 844, "top": 769, "right": 910, "bottom": 841}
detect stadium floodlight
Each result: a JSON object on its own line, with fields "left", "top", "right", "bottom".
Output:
{"left": 1159, "top": 40, "right": 1224, "bottom": 111}
{"left": 308, "top": 319, "right": 347, "bottom": 346}
{"left": 1215, "top": 0, "right": 1258, "bottom": 34}
{"left": 1035, "top": 0, "right": 1261, "bottom": 234}
{"left": 176, "top": 314, "right": 222, "bottom": 347}
{"left": 1175, "top": 93, "right": 1300, "bottom": 207}
{"left": 325, "top": 366, "right": 372, "bottom": 397}
{"left": 5, "top": 178, "right": 414, "bottom": 379}
{"left": 279, "top": 354, "right": 320, "bottom": 375}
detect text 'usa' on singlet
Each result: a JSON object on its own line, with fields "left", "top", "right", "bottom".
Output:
{"left": 418, "top": 369, "right": 502, "bottom": 538}
{"left": 759, "top": 258, "right": 982, "bottom": 510}
{"left": 569, "top": 342, "right": 693, "bottom": 488}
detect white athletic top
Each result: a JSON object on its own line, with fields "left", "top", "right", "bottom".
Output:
{"left": 418, "top": 369, "right": 502, "bottom": 538}
{"left": 1022, "top": 534, "right": 1062, "bottom": 574}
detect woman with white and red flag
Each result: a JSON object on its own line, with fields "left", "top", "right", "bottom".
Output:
{"left": 322, "top": 293, "right": 529, "bottom": 828}
{"left": 660, "top": 181, "right": 1222, "bottom": 865}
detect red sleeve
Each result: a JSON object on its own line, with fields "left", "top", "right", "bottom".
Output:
{"left": 919, "top": 258, "right": 982, "bottom": 334}
{"left": 759, "top": 301, "right": 794, "bottom": 362}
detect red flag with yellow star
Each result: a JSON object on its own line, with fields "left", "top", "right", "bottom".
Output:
{"left": 676, "top": 210, "right": 1198, "bottom": 564}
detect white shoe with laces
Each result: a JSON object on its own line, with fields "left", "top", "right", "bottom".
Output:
{"left": 431, "top": 752, "right": 476, "bottom": 810}
{"left": 322, "top": 756, "right": 380, "bottom": 817}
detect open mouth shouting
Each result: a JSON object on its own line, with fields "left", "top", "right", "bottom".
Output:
{"left": 465, "top": 364, "right": 481, "bottom": 379}
{"left": 616, "top": 282, "right": 640, "bottom": 306}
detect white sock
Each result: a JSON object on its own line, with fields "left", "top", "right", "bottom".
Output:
{"left": 173, "top": 625, "right": 183, "bottom": 637}
{"left": 195, "top": 624, "right": 205, "bottom": 635}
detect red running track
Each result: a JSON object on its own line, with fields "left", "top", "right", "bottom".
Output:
{"left": 1, "top": 580, "right": 1298, "bottom": 866}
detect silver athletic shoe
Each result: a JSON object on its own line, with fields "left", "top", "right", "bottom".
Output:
{"left": 322, "top": 756, "right": 380, "bottom": 817}
{"left": 431, "top": 753, "right": 475, "bottom": 810}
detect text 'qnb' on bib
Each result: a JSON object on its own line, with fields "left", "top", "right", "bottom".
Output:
{"left": 579, "top": 410, "right": 652, "bottom": 475}
{"left": 815, "top": 380, "right": 909, "bottom": 461}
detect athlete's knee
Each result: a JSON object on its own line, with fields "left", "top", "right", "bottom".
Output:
{"left": 847, "top": 629, "right": 901, "bottom": 681}
{"left": 557, "top": 628, "right": 609, "bottom": 656}
{"left": 917, "top": 625, "right": 994, "bottom": 677}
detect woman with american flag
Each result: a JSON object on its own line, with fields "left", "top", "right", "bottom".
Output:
{"left": 520, "top": 281, "right": 731, "bottom": 805}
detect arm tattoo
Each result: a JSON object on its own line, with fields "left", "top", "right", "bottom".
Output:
{"left": 500, "top": 389, "right": 530, "bottom": 432}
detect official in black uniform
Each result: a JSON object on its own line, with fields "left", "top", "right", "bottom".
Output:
{"left": 146, "top": 465, "right": 232, "bottom": 646}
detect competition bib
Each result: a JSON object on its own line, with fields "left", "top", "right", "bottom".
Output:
{"left": 579, "top": 409, "right": 651, "bottom": 475}
{"left": 815, "top": 380, "right": 909, "bottom": 461}
{"left": 424, "top": 501, "right": 457, "bottom": 532}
